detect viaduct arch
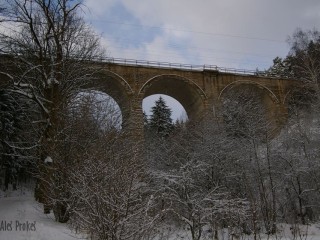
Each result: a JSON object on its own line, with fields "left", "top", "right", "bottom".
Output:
{"left": 139, "top": 74, "right": 207, "bottom": 120}
{"left": 89, "top": 61, "right": 300, "bottom": 140}
{"left": 87, "top": 69, "right": 133, "bottom": 128}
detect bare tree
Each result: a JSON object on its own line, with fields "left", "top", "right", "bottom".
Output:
{"left": 0, "top": 0, "right": 104, "bottom": 152}
{"left": 147, "top": 115, "right": 249, "bottom": 240}
{"left": 287, "top": 29, "right": 320, "bottom": 87}
{"left": 67, "top": 139, "right": 159, "bottom": 240}
{"left": 271, "top": 100, "right": 320, "bottom": 225}
{"left": 275, "top": 29, "right": 320, "bottom": 224}
{"left": 0, "top": 0, "right": 105, "bottom": 219}
{"left": 34, "top": 91, "right": 161, "bottom": 239}
{"left": 220, "top": 85, "right": 281, "bottom": 235}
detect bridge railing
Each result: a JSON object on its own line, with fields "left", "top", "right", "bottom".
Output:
{"left": 100, "top": 57, "right": 292, "bottom": 78}
{"left": 103, "top": 57, "right": 204, "bottom": 70}
{"left": 102, "top": 57, "right": 262, "bottom": 75}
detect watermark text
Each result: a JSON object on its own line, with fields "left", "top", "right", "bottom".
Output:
{"left": 0, "top": 220, "right": 36, "bottom": 232}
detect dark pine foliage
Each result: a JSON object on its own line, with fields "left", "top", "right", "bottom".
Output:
{"left": 148, "top": 96, "right": 174, "bottom": 137}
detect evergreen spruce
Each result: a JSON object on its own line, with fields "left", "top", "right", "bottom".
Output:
{"left": 149, "top": 96, "right": 174, "bottom": 137}
{"left": 265, "top": 57, "right": 294, "bottom": 78}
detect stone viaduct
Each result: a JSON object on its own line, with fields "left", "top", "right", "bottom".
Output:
{"left": 91, "top": 59, "right": 299, "bottom": 139}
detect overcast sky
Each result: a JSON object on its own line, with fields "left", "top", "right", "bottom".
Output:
{"left": 82, "top": 0, "right": 320, "bottom": 120}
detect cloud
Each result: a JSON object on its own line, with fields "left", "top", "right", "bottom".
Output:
{"left": 84, "top": 0, "right": 320, "bottom": 68}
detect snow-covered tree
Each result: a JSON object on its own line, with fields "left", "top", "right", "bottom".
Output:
{"left": 0, "top": 0, "right": 105, "bottom": 221}
{"left": 147, "top": 115, "right": 250, "bottom": 240}
{"left": 148, "top": 96, "right": 174, "bottom": 137}
{"left": 39, "top": 99, "right": 160, "bottom": 238}
{"left": 266, "top": 29, "right": 320, "bottom": 105}
{"left": 0, "top": 0, "right": 105, "bottom": 146}
{"left": 287, "top": 29, "right": 320, "bottom": 86}
{"left": 265, "top": 57, "right": 294, "bottom": 78}
{"left": 66, "top": 137, "right": 160, "bottom": 240}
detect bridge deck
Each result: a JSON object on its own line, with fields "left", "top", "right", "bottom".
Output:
{"left": 99, "top": 57, "right": 285, "bottom": 78}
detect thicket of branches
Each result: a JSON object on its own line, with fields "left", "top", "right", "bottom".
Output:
{"left": 143, "top": 29, "right": 320, "bottom": 239}
{"left": 0, "top": 0, "right": 106, "bottom": 221}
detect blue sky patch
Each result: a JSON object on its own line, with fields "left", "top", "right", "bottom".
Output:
{"left": 88, "top": 1, "right": 161, "bottom": 49}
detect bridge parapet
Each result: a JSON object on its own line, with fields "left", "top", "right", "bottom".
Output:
{"left": 99, "top": 57, "right": 291, "bottom": 77}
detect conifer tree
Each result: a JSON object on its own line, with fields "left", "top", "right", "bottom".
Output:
{"left": 265, "top": 57, "right": 293, "bottom": 78}
{"left": 149, "top": 96, "right": 174, "bottom": 137}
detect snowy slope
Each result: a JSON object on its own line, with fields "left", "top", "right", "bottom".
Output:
{"left": 2, "top": 186, "right": 320, "bottom": 240}
{"left": 0, "top": 186, "right": 84, "bottom": 240}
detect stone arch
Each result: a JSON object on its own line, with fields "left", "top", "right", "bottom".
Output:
{"left": 139, "top": 74, "right": 207, "bottom": 120}
{"left": 218, "top": 80, "right": 279, "bottom": 103}
{"left": 218, "top": 80, "right": 286, "bottom": 136}
{"left": 283, "top": 85, "right": 315, "bottom": 116}
{"left": 84, "top": 69, "right": 133, "bottom": 128}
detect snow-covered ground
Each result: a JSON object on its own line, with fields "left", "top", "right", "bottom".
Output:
{"left": 2, "top": 184, "right": 320, "bottom": 240}
{"left": 0, "top": 184, "right": 84, "bottom": 240}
